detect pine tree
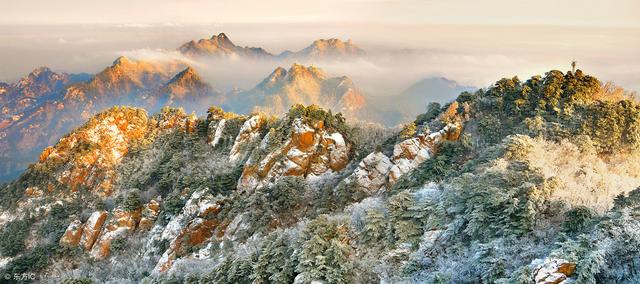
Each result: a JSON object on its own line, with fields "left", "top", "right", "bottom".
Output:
{"left": 361, "top": 209, "right": 386, "bottom": 244}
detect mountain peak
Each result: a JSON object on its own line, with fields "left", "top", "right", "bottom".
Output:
{"left": 167, "top": 67, "right": 202, "bottom": 86}
{"left": 214, "top": 32, "right": 228, "bottom": 39}
{"left": 113, "top": 56, "right": 133, "bottom": 66}
{"left": 288, "top": 63, "right": 325, "bottom": 81}
{"left": 30, "top": 66, "right": 53, "bottom": 77}
{"left": 298, "top": 38, "right": 365, "bottom": 58}
{"left": 264, "top": 67, "right": 288, "bottom": 84}
{"left": 209, "top": 32, "right": 235, "bottom": 49}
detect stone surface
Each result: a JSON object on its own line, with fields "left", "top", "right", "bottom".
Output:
{"left": 79, "top": 211, "right": 108, "bottom": 250}
{"left": 229, "top": 115, "right": 265, "bottom": 162}
{"left": 388, "top": 123, "right": 458, "bottom": 184}
{"left": 60, "top": 219, "right": 83, "bottom": 246}
{"left": 90, "top": 208, "right": 142, "bottom": 259}
{"left": 237, "top": 118, "right": 351, "bottom": 191}
{"left": 152, "top": 189, "right": 223, "bottom": 273}
{"left": 139, "top": 200, "right": 161, "bottom": 231}
{"left": 533, "top": 258, "right": 577, "bottom": 284}
{"left": 351, "top": 152, "right": 393, "bottom": 194}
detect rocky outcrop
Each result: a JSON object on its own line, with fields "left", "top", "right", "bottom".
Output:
{"left": 229, "top": 115, "right": 265, "bottom": 162}
{"left": 237, "top": 118, "right": 350, "bottom": 191}
{"left": 207, "top": 119, "right": 226, "bottom": 147}
{"left": 388, "top": 124, "right": 459, "bottom": 184}
{"left": 79, "top": 211, "right": 108, "bottom": 251}
{"left": 532, "top": 258, "right": 577, "bottom": 284}
{"left": 90, "top": 208, "right": 142, "bottom": 259}
{"left": 350, "top": 152, "right": 393, "bottom": 194}
{"left": 60, "top": 220, "right": 84, "bottom": 246}
{"left": 139, "top": 200, "right": 161, "bottom": 231}
{"left": 347, "top": 123, "right": 461, "bottom": 194}
{"left": 59, "top": 200, "right": 159, "bottom": 259}
{"left": 151, "top": 189, "right": 223, "bottom": 273}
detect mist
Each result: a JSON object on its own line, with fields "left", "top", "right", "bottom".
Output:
{"left": 1, "top": 23, "right": 638, "bottom": 96}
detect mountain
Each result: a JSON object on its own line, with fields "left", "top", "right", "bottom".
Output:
{"left": 397, "top": 77, "right": 475, "bottom": 105}
{"left": 369, "top": 77, "right": 476, "bottom": 125}
{"left": 0, "top": 58, "right": 223, "bottom": 182}
{"left": 282, "top": 38, "right": 365, "bottom": 59}
{"left": 1, "top": 70, "right": 639, "bottom": 283}
{"left": 178, "top": 33, "right": 365, "bottom": 60}
{"left": 225, "top": 63, "right": 367, "bottom": 118}
{"left": 178, "top": 33, "right": 273, "bottom": 58}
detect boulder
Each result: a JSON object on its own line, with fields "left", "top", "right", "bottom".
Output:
{"left": 350, "top": 152, "right": 393, "bottom": 194}
{"left": 60, "top": 219, "right": 83, "bottom": 246}
{"left": 533, "top": 258, "right": 577, "bottom": 284}
{"left": 79, "top": 211, "right": 108, "bottom": 250}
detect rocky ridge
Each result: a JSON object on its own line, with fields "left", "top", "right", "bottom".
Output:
{"left": 0, "top": 103, "right": 464, "bottom": 276}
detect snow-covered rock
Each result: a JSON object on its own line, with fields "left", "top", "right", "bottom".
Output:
{"left": 207, "top": 118, "right": 226, "bottom": 147}
{"left": 230, "top": 115, "right": 265, "bottom": 162}
{"left": 79, "top": 211, "right": 108, "bottom": 250}
{"left": 152, "top": 189, "right": 222, "bottom": 273}
{"left": 388, "top": 123, "right": 458, "bottom": 184}
{"left": 237, "top": 118, "right": 351, "bottom": 191}
{"left": 532, "top": 258, "right": 577, "bottom": 284}
{"left": 60, "top": 219, "right": 83, "bottom": 246}
{"left": 350, "top": 152, "right": 393, "bottom": 194}
{"left": 91, "top": 208, "right": 142, "bottom": 259}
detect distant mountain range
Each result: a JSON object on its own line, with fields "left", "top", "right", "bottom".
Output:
{"left": 0, "top": 57, "right": 220, "bottom": 182}
{"left": 0, "top": 33, "right": 473, "bottom": 182}
{"left": 179, "top": 33, "right": 365, "bottom": 60}
{"left": 369, "top": 77, "right": 476, "bottom": 124}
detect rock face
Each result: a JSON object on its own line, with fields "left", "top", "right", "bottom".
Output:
{"left": 350, "top": 152, "right": 393, "bottom": 194}
{"left": 150, "top": 189, "right": 223, "bottom": 273}
{"left": 139, "top": 200, "right": 161, "bottom": 231}
{"left": 348, "top": 123, "right": 461, "bottom": 194}
{"left": 59, "top": 200, "right": 159, "bottom": 259}
{"left": 389, "top": 124, "right": 459, "bottom": 184}
{"left": 237, "top": 117, "right": 351, "bottom": 191}
{"left": 79, "top": 211, "right": 108, "bottom": 250}
{"left": 91, "top": 208, "right": 142, "bottom": 259}
{"left": 532, "top": 258, "right": 577, "bottom": 284}
{"left": 60, "top": 220, "right": 84, "bottom": 246}
{"left": 229, "top": 115, "right": 266, "bottom": 162}
{"left": 207, "top": 119, "right": 226, "bottom": 147}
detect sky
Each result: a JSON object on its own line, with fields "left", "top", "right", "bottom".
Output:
{"left": 2, "top": 0, "right": 639, "bottom": 27}
{"left": 0, "top": 0, "right": 638, "bottom": 94}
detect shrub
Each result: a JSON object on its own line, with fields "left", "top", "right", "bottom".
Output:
{"left": 562, "top": 206, "right": 595, "bottom": 233}
{"left": 2, "top": 243, "right": 54, "bottom": 276}
{"left": 123, "top": 190, "right": 143, "bottom": 211}
{"left": 61, "top": 278, "right": 94, "bottom": 284}
{"left": 0, "top": 218, "right": 32, "bottom": 256}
